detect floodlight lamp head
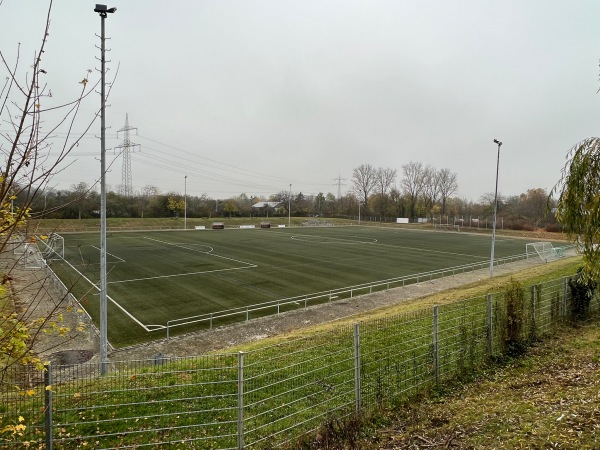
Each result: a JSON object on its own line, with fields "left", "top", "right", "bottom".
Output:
{"left": 94, "top": 4, "right": 116, "bottom": 14}
{"left": 493, "top": 139, "right": 502, "bottom": 146}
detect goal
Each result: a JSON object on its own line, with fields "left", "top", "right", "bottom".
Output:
{"left": 22, "top": 243, "right": 46, "bottom": 269}
{"left": 526, "top": 242, "right": 561, "bottom": 263}
{"left": 434, "top": 223, "right": 460, "bottom": 232}
{"left": 38, "top": 233, "right": 64, "bottom": 261}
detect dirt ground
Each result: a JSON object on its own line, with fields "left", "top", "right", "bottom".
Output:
{"left": 6, "top": 255, "right": 552, "bottom": 365}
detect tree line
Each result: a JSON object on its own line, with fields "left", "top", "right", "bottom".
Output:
{"left": 28, "top": 175, "right": 557, "bottom": 231}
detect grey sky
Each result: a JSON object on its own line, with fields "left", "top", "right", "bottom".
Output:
{"left": 2, "top": 1, "right": 600, "bottom": 202}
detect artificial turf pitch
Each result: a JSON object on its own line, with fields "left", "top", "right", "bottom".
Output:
{"left": 50, "top": 226, "right": 542, "bottom": 346}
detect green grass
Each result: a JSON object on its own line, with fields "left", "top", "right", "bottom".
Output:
{"left": 47, "top": 226, "right": 558, "bottom": 346}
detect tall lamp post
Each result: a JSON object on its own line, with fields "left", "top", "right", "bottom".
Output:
{"left": 184, "top": 175, "right": 187, "bottom": 230}
{"left": 288, "top": 184, "right": 292, "bottom": 228}
{"left": 94, "top": 4, "right": 117, "bottom": 375}
{"left": 490, "top": 139, "right": 502, "bottom": 277}
{"left": 358, "top": 201, "right": 362, "bottom": 224}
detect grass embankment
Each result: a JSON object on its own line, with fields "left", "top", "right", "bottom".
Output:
{"left": 336, "top": 320, "right": 600, "bottom": 450}
{"left": 28, "top": 217, "right": 351, "bottom": 233}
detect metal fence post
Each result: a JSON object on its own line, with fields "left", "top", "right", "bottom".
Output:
{"left": 238, "top": 351, "right": 244, "bottom": 450}
{"left": 531, "top": 285, "right": 537, "bottom": 340}
{"left": 353, "top": 323, "right": 362, "bottom": 412}
{"left": 486, "top": 293, "right": 493, "bottom": 358}
{"left": 562, "top": 276, "right": 568, "bottom": 322}
{"left": 44, "top": 363, "right": 53, "bottom": 450}
{"left": 433, "top": 306, "right": 439, "bottom": 385}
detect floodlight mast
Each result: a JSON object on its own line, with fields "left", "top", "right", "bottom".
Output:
{"left": 95, "top": 4, "right": 116, "bottom": 376}
{"left": 490, "top": 139, "right": 502, "bottom": 277}
{"left": 288, "top": 184, "right": 292, "bottom": 228}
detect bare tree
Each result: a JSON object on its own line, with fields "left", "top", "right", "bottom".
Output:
{"left": 70, "top": 182, "right": 91, "bottom": 220}
{"left": 480, "top": 192, "right": 506, "bottom": 216}
{"left": 421, "top": 165, "right": 440, "bottom": 215}
{"left": 374, "top": 167, "right": 397, "bottom": 196}
{"left": 352, "top": 164, "right": 376, "bottom": 208}
{"left": 437, "top": 168, "right": 458, "bottom": 214}
{"left": 400, "top": 161, "right": 426, "bottom": 218}
{"left": 0, "top": 0, "right": 104, "bottom": 387}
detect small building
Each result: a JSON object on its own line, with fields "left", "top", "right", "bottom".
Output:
{"left": 251, "top": 201, "right": 281, "bottom": 209}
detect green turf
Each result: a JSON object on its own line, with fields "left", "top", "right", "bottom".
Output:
{"left": 48, "top": 226, "right": 558, "bottom": 346}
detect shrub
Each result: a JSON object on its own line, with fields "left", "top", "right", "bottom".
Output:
{"left": 544, "top": 223, "right": 563, "bottom": 233}
{"left": 504, "top": 278, "right": 527, "bottom": 356}
{"left": 568, "top": 268, "right": 597, "bottom": 322}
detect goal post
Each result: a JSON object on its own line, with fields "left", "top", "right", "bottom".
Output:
{"left": 434, "top": 223, "right": 460, "bottom": 232}
{"left": 38, "top": 233, "right": 65, "bottom": 261}
{"left": 526, "top": 242, "right": 560, "bottom": 262}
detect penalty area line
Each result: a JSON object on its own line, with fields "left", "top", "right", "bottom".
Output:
{"left": 109, "top": 264, "right": 257, "bottom": 284}
{"left": 143, "top": 236, "right": 256, "bottom": 266}
{"left": 91, "top": 245, "right": 126, "bottom": 262}
{"left": 58, "top": 256, "right": 152, "bottom": 333}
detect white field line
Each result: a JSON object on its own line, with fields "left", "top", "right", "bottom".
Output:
{"left": 109, "top": 265, "right": 257, "bottom": 284}
{"left": 109, "top": 237, "right": 258, "bottom": 284}
{"left": 58, "top": 254, "right": 152, "bottom": 332}
{"left": 143, "top": 236, "right": 257, "bottom": 266}
{"left": 91, "top": 245, "right": 126, "bottom": 262}
{"left": 286, "top": 231, "right": 489, "bottom": 260}
{"left": 290, "top": 234, "right": 378, "bottom": 244}
{"left": 368, "top": 240, "right": 490, "bottom": 260}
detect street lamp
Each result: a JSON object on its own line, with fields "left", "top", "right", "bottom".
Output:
{"left": 94, "top": 3, "right": 117, "bottom": 376}
{"left": 184, "top": 175, "right": 187, "bottom": 230}
{"left": 358, "top": 200, "right": 362, "bottom": 224}
{"left": 288, "top": 184, "right": 292, "bottom": 228}
{"left": 490, "top": 139, "right": 502, "bottom": 277}
{"left": 43, "top": 185, "right": 58, "bottom": 210}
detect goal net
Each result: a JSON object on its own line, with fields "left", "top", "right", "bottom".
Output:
{"left": 22, "top": 243, "right": 46, "bottom": 269}
{"left": 434, "top": 223, "right": 460, "bottom": 232}
{"left": 38, "top": 233, "right": 65, "bottom": 261}
{"left": 526, "top": 242, "right": 561, "bottom": 262}
{"left": 12, "top": 235, "right": 28, "bottom": 255}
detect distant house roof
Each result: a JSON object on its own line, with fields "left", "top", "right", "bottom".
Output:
{"left": 252, "top": 201, "right": 282, "bottom": 208}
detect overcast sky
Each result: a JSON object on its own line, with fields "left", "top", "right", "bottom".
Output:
{"left": 2, "top": 1, "right": 600, "bottom": 202}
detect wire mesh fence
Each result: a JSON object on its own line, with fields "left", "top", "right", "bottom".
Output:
{"left": 1, "top": 273, "right": 596, "bottom": 449}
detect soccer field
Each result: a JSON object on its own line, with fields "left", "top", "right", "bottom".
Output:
{"left": 50, "top": 226, "right": 544, "bottom": 346}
